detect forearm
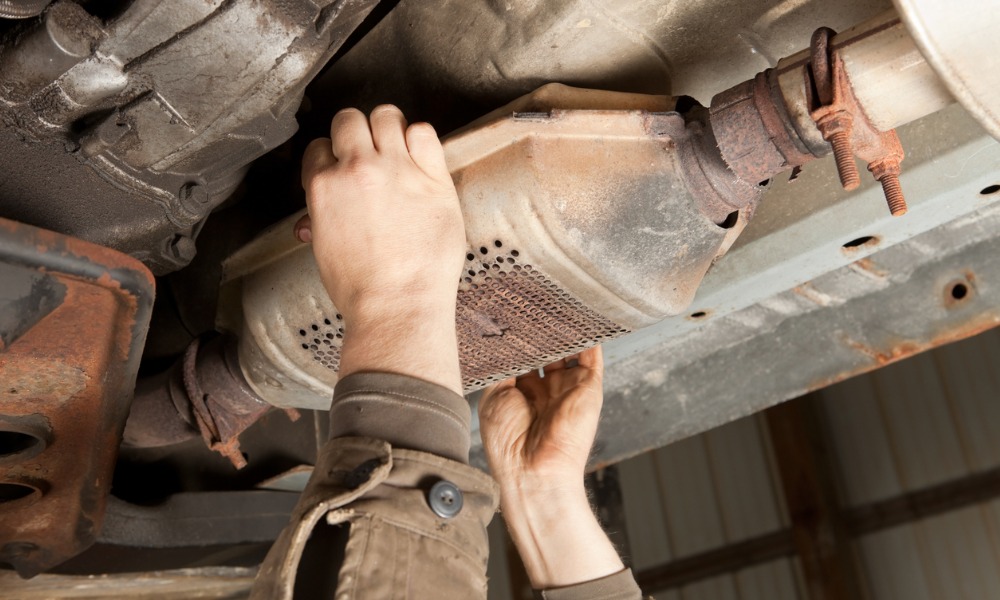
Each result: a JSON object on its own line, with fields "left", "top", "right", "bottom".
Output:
{"left": 500, "top": 483, "right": 625, "bottom": 590}
{"left": 330, "top": 299, "right": 469, "bottom": 463}
{"left": 339, "top": 297, "right": 462, "bottom": 396}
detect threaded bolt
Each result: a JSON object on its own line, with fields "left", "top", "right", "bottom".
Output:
{"left": 880, "top": 174, "right": 907, "bottom": 216}
{"left": 828, "top": 131, "right": 860, "bottom": 190}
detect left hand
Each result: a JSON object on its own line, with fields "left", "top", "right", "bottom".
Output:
{"left": 479, "top": 346, "right": 624, "bottom": 590}
{"left": 479, "top": 346, "right": 604, "bottom": 493}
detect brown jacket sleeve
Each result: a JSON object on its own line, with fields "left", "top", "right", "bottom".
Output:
{"left": 251, "top": 373, "right": 642, "bottom": 599}
{"left": 537, "top": 568, "right": 646, "bottom": 599}
{"left": 251, "top": 373, "right": 499, "bottom": 599}
{"left": 328, "top": 372, "right": 473, "bottom": 463}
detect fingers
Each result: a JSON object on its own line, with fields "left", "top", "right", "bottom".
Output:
{"left": 294, "top": 214, "right": 312, "bottom": 243}
{"left": 542, "top": 358, "right": 568, "bottom": 375}
{"left": 302, "top": 137, "right": 336, "bottom": 184}
{"left": 330, "top": 108, "right": 374, "bottom": 159}
{"left": 578, "top": 345, "right": 603, "bottom": 380}
{"left": 405, "top": 122, "right": 450, "bottom": 179}
{"left": 481, "top": 377, "right": 516, "bottom": 405}
{"left": 369, "top": 105, "right": 408, "bottom": 155}
{"left": 479, "top": 378, "right": 525, "bottom": 428}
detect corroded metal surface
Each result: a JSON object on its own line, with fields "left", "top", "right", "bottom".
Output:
{"left": 0, "top": 0, "right": 380, "bottom": 273}
{"left": 809, "top": 27, "right": 909, "bottom": 216}
{"left": 124, "top": 335, "right": 282, "bottom": 469}
{"left": 0, "top": 218, "right": 154, "bottom": 577}
{"left": 225, "top": 86, "right": 761, "bottom": 409}
{"left": 710, "top": 70, "right": 818, "bottom": 185}
{"left": 455, "top": 253, "right": 628, "bottom": 388}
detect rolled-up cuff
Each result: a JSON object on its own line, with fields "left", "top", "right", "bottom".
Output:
{"left": 538, "top": 568, "right": 644, "bottom": 600}
{"left": 330, "top": 372, "right": 471, "bottom": 463}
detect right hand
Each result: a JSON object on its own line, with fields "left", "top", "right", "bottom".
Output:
{"left": 296, "top": 105, "right": 465, "bottom": 329}
{"left": 295, "top": 106, "right": 466, "bottom": 394}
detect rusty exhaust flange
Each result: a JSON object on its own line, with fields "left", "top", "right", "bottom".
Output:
{"left": 709, "top": 70, "right": 818, "bottom": 186}
{"left": 809, "top": 27, "right": 908, "bottom": 216}
{"left": 0, "top": 217, "right": 154, "bottom": 577}
{"left": 123, "top": 335, "right": 296, "bottom": 469}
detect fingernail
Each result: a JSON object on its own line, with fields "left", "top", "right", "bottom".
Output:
{"left": 296, "top": 227, "right": 312, "bottom": 243}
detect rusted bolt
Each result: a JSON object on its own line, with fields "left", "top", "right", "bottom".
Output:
{"left": 868, "top": 159, "right": 907, "bottom": 216}
{"left": 828, "top": 130, "right": 861, "bottom": 190}
{"left": 814, "top": 112, "right": 861, "bottom": 191}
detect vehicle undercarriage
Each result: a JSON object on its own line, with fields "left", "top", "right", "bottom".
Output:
{"left": 0, "top": 0, "right": 998, "bottom": 585}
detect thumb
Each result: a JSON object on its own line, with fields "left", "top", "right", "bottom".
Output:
{"left": 294, "top": 214, "right": 312, "bottom": 243}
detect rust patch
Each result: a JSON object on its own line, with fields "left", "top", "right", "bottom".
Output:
{"left": 454, "top": 253, "right": 629, "bottom": 388}
{"left": 813, "top": 312, "right": 1000, "bottom": 391}
{"left": 0, "top": 218, "right": 154, "bottom": 577}
{"left": 943, "top": 271, "right": 976, "bottom": 308}
{"left": 809, "top": 27, "right": 908, "bottom": 216}
{"left": 848, "top": 258, "right": 889, "bottom": 281}
{"left": 793, "top": 283, "right": 837, "bottom": 307}
{"left": 709, "top": 70, "right": 817, "bottom": 185}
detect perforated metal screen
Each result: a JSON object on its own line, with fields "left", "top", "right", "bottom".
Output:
{"left": 295, "top": 238, "right": 628, "bottom": 392}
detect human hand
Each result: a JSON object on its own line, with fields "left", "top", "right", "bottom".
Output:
{"left": 479, "top": 346, "right": 624, "bottom": 590}
{"left": 296, "top": 106, "right": 465, "bottom": 393}
{"left": 296, "top": 105, "right": 465, "bottom": 331}
{"left": 479, "top": 346, "right": 604, "bottom": 492}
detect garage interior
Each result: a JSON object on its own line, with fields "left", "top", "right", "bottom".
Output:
{"left": 1, "top": 0, "right": 999, "bottom": 596}
{"left": 486, "top": 327, "right": 1000, "bottom": 600}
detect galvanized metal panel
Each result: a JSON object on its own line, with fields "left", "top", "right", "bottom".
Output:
{"left": 677, "top": 575, "right": 740, "bottom": 600}
{"left": 858, "top": 504, "right": 1000, "bottom": 600}
{"left": 734, "top": 559, "right": 801, "bottom": 600}
{"left": 821, "top": 329, "right": 1000, "bottom": 506}
{"left": 819, "top": 376, "right": 904, "bottom": 505}
{"left": 651, "top": 436, "right": 730, "bottom": 558}
{"left": 928, "top": 333, "right": 1000, "bottom": 471}
{"left": 871, "top": 353, "right": 970, "bottom": 490}
{"left": 704, "top": 417, "right": 787, "bottom": 540}
{"left": 619, "top": 452, "right": 674, "bottom": 570}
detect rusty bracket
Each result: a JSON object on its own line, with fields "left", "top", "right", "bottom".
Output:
{"left": 809, "top": 27, "right": 908, "bottom": 216}
{"left": 0, "top": 218, "right": 154, "bottom": 577}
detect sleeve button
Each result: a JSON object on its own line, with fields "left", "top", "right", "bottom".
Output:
{"left": 427, "top": 480, "right": 463, "bottom": 519}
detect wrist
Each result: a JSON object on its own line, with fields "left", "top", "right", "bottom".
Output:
{"left": 338, "top": 295, "right": 462, "bottom": 395}
{"left": 342, "top": 285, "right": 457, "bottom": 329}
{"left": 499, "top": 482, "right": 624, "bottom": 589}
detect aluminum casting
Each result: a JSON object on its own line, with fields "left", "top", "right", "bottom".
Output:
{"left": 0, "top": 0, "right": 379, "bottom": 273}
